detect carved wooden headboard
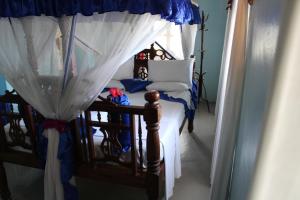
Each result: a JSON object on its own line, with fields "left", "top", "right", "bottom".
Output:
{"left": 134, "top": 42, "right": 176, "bottom": 80}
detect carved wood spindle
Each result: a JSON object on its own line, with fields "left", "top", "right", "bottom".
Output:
{"left": 105, "top": 106, "right": 112, "bottom": 157}
{"left": 130, "top": 114, "right": 137, "bottom": 176}
{"left": 0, "top": 116, "right": 7, "bottom": 152}
{"left": 25, "top": 105, "right": 37, "bottom": 155}
{"left": 79, "top": 113, "right": 88, "bottom": 162}
{"left": 144, "top": 90, "right": 161, "bottom": 200}
{"left": 86, "top": 111, "right": 95, "bottom": 162}
{"left": 0, "top": 162, "right": 11, "bottom": 200}
{"left": 138, "top": 115, "right": 143, "bottom": 170}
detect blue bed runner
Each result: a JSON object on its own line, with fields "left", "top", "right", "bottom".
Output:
{"left": 159, "top": 81, "right": 198, "bottom": 121}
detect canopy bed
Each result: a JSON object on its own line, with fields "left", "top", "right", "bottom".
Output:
{"left": 0, "top": 1, "right": 200, "bottom": 200}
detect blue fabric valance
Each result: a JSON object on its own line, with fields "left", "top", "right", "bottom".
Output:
{"left": 0, "top": 0, "right": 200, "bottom": 24}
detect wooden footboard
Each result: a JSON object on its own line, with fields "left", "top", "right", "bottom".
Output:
{"left": 0, "top": 90, "right": 164, "bottom": 199}
{"left": 74, "top": 90, "right": 164, "bottom": 199}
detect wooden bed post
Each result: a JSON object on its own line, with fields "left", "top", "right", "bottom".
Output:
{"left": 0, "top": 162, "right": 11, "bottom": 200}
{"left": 144, "top": 91, "right": 162, "bottom": 200}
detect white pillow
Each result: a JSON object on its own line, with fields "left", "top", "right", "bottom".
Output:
{"left": 148, "top": 59, "right": 194, "bottom": 87}
{"left": 105, "top": 80, "right": 125, "bottom": 90}
{"left": 146, "top": 82, "right": 189, "bottom": 92}
{"left": 113, "top": 58, "right": 134, "bottom": 80}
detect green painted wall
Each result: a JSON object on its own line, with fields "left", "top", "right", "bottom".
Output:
{"left": 0, "top": 75, "right": 6, "bottom": 95}
{"left": 195, "top": 0, "right": 227, "bottom": 102}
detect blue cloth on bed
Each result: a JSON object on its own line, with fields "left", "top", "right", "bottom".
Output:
{"left": 159, "top": 81, "right": 198, "bottom": 121}
{"left": 159, "top": 92, "right": 194, "bottom": 120}
{"left": 190, "top": 80, "right": 198, "bottom": 109}
{"left": 0, "top": 0, "right": 201, "bottom": 25}
{"left": 108, "top": 94, "right": 131, "bottom": 152}
{"left": 120, "top": 79, "right": 152, "bottom": 93}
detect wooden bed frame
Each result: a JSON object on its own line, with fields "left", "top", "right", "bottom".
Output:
{"left": 0, "top": 43, "right": 194, "bottom": 200}
{"left": 0, "top": 90, "right": 164, "bottom": 200}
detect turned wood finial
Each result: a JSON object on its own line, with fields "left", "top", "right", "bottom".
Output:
{"left": 144, "top": 90, "right": 161, "bottom": 123}
{"left": 145, "top": 90, "right": 160, "bottom": 104}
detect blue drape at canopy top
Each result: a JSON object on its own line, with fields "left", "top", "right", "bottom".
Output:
{"left": 0, "top": 0, "right": 201, "bottom": 24}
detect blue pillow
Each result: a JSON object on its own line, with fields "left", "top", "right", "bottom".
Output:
{"left": 120, "top": 79, "right": 152, "bottom": 93}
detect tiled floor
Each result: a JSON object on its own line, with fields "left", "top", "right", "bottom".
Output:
{"left": 2, "top": 103, "right": 216, "bottom": 200}
{"left": 171, "top": 103, "right": 216, "bottom": 200}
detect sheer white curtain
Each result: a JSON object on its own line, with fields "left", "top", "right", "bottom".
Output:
{"left": 0, "top": 12, "right": 168, "bottom": 199}
{"left": 210, "top": 0, "right": 249, "bottom": 199}
{"left": 181, "top": 24, "right": 198, "bottom": 59}
{"left": 210, "top": 8, "right": 235, "bottom": 186}
{"left": 0, "top": 13, "right": 167, "bottom": 120}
